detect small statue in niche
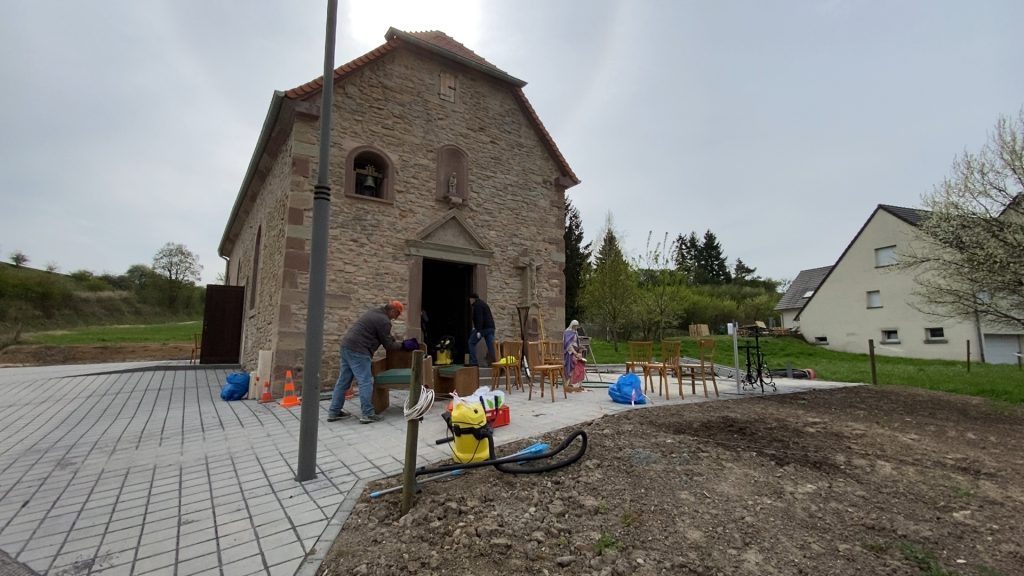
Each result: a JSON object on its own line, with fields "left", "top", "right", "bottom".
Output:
{"left": 448, "top": 172, "right": 458, "bottom": 197}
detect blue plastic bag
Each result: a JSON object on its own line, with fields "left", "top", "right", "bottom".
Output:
{"left": 221, "top": 371, "right": 250, "bottom": 401}
{"left": 608, "top": 372, "right": 647, "bottom": 405}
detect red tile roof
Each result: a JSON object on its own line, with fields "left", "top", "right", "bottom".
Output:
{"left": 283, "top": 28, "right": 578, "bottom": 185}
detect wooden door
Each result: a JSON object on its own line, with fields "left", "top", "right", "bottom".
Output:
{"left": 200, "top": 285, "right": 245, "bottom": 364}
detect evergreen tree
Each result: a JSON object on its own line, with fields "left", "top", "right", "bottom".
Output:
{"left": 583, "top": 216, "right": 637, "bottom": 350}
{"left": 564, "top": 198, "right": 591, "bottom": 322}
{"left": 732, "top": 258, "right": 756, "bottom": 283}
{"left": 672, "top": 231, "right": 701, "bottom": 283}
{"left": 694, "top": 230, "right": 731, "bottom": 284}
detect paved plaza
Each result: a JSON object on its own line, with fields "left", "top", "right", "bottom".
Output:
{"left": 0, "top": 362, "right": 857, "bottom": 575}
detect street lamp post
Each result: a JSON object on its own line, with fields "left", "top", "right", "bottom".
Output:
{"left": 296, "top": 0, "right": 338, "bottom": 482}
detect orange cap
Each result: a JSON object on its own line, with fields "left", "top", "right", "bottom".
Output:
{"left": 389, "top": 300, "right": 404, "bottom": 315}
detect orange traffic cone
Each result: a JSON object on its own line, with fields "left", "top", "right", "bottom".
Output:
{"left": 279, "top": 370, "right": 300, "bottom": 408}
{"left": 258, "top": 376, "right": 273, "bottom": 403}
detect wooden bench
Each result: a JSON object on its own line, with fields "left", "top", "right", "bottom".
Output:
{"left": 432, "top": 364, "right": 480, "bottom": 398}
{"left": 370, "top": 349, "right": 432, "bottom": 414}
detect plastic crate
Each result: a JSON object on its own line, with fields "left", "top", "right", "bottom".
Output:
{"left": 486, "top": 405, "right": 510, "bottom": 428}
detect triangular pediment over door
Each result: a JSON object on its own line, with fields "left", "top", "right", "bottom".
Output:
{"left": 405, "top": 210, "right": 493, "bottom": 265}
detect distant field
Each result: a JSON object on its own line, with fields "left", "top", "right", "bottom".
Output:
{"left": 23, "top": 321, "right": 200, "bottom": 346}
{"left": 588, "top": 335, "right": 1024, "bottom": 404}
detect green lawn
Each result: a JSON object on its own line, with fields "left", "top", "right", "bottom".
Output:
{"left": 23, "top": 321, "right": 200, "bottom": 346}
{"left": 588, "top": 335, "right": 1024, "bottom": 404}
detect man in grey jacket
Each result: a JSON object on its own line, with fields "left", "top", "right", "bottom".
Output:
{"left": 328, "top": 301, "right": 404, "bottom": 424}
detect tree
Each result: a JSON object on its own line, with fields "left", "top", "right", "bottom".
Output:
{"left": 693, "top": 230, "right": 731, "bottom": 284}
{"left": 672, "top": 232, "right": 701, "bottom": 282}
{"left": 634, "top": 232, "right": 684, "bottom": 340}
{"left": 582, "top": 216, "right": 637, "bottom": 350}
{"left": 899, "top": 111, "right": 1024, "bottom": 330}
{"left": 564, "top": 198, "right": 592, "bottom": 323}
{"left": 152, "top": 243, "right": 203, "bottom": 309}
{"left": 9, "top": 251, "right": 28, "bottom": 267}
{"left": 732, "top": 258, "right": 756, "bottom": 282}
{"left": 45, "top": 262, "right": 59, "bottom": 273}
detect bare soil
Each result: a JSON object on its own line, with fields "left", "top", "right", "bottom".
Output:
{"left": 0, "top": 343, "right": 190, "bottom": 366}
{"left": 321, "top": 385, "right": 1024, "bottom": 576}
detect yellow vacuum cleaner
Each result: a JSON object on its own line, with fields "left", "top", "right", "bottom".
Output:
{"left": 445, "top": 401, "right": 491, "bottom": 463}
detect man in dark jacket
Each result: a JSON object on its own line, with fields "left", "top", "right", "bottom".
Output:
{"left": 468, "top": 293, "right": 496, "bottom": 366}
{"left": 328, "top": 300, "right": 404, "bottom": 424}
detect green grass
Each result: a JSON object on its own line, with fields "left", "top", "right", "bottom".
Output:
{"left": 897, "top": 541, "right": 958, "bottom": 576}
{"left": 594, "top": 533, "right": 618, "bottom": 555}
{"left": 22, "top": 321, "right": 200, "bottom": 346}
{"left": 589, "top": 335, "right": 1024, "bottom": 404}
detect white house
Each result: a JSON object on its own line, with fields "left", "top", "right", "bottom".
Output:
{"left": 795, "top": 204, "right": 1023, "bottom": 364}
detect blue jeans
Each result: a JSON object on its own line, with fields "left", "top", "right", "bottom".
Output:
{"left": 329, "top": 347, "right": 374, "bottom": 417}
{"left": 468, "top": 328, "right": 496, "bottom": 366}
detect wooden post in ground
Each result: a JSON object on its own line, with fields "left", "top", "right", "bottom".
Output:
{"left": 400, "top": 350, "right": 424, "bottom": 516}
{"left": 868, "top": 339, "right": 877, "bottom": 385}
{"left": 966, "top": 340, "right": 971, "bottom": 373}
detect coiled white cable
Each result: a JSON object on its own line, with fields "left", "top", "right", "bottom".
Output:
{"left": 404, "top": 386, "right": 435, "bottom": 421}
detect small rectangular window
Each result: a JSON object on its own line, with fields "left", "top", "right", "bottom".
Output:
{"left": 802, "top": 290, "right": 815, "bottom": 298}
{"left": 867, "top": 290, "right": 881, "bottom": 309}
{"left": 814, "top": 336, "right": 828, "bottom": 345}
{"left": 926, "top": 327, "right": 946, "bottom": 342}
{"left": 438, "top": 71, "right": 456, "bottom": 102}
{"left": 882, "top": 329, "right": 899, "bottom": 343}
{"left": 875, "top": 245, "right": 897, "bottom": 267}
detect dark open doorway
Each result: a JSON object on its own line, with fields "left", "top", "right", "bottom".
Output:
{"left": 422, "top": 259, "right": 473, "bottom": 363}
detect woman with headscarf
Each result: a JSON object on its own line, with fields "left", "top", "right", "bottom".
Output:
{"left": 563, "top": 320, "right": 586, "bottom": 392}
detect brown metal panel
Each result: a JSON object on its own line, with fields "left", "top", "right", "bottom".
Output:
{"left": 200, "top": 285, "right": 245, "bottom": 364}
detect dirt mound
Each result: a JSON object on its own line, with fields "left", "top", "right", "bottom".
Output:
{"left": 321, "top": 386, "right": 1024, "bottom": 576}
{"left": 0, "top": 343, "right": 191, "bottom": 366}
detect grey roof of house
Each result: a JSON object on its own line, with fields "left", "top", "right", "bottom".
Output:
{"left": 879, "top": 204, "right": 930, "bottom": 226}
{"left": 775, "top": 265, "right": 833, "bottom": 311}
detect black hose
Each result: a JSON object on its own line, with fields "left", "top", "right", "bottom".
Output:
{"left": 415, "top": 429, "right": 588, "bottom": 477}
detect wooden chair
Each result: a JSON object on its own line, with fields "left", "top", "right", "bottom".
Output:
{"left": 490, "top": 340, "right": 523, "bottom": 393}
{"left": 647, "top": 340, "right": 683, "bottom": 400}
{"left": 681, "top": 338, "right": 719, "bottom": 398}
{"left": 189, "top": 333, "right": 202, "bottom": 365}
{"left": 528, "top": 341, "right": 566, "bottom": 402}
{"left": 625, "top": 341, "right": 654, "bottom": 394}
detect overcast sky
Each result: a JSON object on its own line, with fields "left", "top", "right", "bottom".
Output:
{"left": 2, "top": 0, "right": 1022, "bottom": 286}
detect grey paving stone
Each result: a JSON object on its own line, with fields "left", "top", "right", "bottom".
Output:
{"left": 264, "top": 544, "right": 304, "bottom": 573}
{"left": 16, "top": 541, "right": 62, "bottom": 564}
{"left": 217, "top": 526, "right": 258, "bottom": 550}
{"left": 134, "top": 536, "right": 178, "bottom": 560}
{"left": 253, "top": 519, "right": 291, "bottom": 538}
{"left": 141, "top": 516, "right": 178, "bottom": 535}
{"left": 178, "top": 527, "right": 216, "bottom": 548}
{"left": 176, "top": 551, "right": 219, "bottom": 576}
{"left": 179, "top": 537, "right": 218, "bottom": 562}
{"left": 138, "top": 526, "right": 177, "bottom": 547}
{"left": 130, "top": 549, "right": 176, "bottom": 574}
{"left": 215, "top": 519, "right": 252, "bottom": 537}
{"left": 221, "top": 553, "right": 265, "bottom": 576}
{"left": 59, "top": 532, "right": 103, "bottom": 553}
{"left": 258, "top": 530, "right": 298, "bottom": 554}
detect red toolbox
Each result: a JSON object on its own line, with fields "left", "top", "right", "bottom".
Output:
{"left": 485, "top": 405, "right": 510, "bottom": 428}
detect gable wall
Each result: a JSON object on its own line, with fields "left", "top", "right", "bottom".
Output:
{"left": 798, "top": 210, "right": 977, "bottom": 360}
{"left": 275, "top": 47, "right": 567, "bottom": 383}
{"left": 228, "top": 136, "right": 293, "bottom": 383}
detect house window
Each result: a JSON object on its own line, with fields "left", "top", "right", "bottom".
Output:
{"left": 439, "top": 71, "right": 457, "bottom": 102}
{"left": 875, "top": 245, "right": 897, "bottom": 267}
{"left": 925, "top": 327, "right": 946, "bottom": 343}
{"left": 814, "top": 336, "right": 829, "bottom": 345}
{"left": 881, "top": 329, "right": 900, "bottom": 344}
{"left": 803, "top": 290, "right": 815, "bottom": 298}
{"left": 866, "top": 290, "right": 882, "bottom": 309}
{"left": 346, "top": 147, "right": 394, "bottom": 202}
{"left": 249, "top": 226, "right": 261, "bottom": 311}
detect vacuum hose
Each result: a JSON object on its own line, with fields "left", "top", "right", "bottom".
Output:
{"left": 417, "top": 429, "right": 588, "bottom": 477}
